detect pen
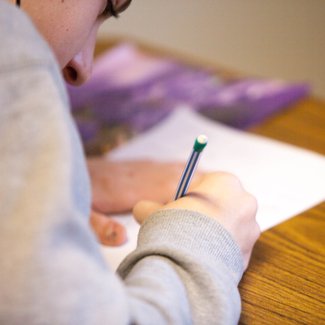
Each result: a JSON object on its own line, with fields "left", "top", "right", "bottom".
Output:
{"left": 174, "top": 134, "right": 208, "bottom": 200}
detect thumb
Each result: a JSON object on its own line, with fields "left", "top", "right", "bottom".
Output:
{"left": 133, "top": 200, "right": 163, "bottom": 225}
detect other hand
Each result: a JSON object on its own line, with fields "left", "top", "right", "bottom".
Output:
{"left": 87, "top": 157, "right": 199, "bottom": 214}
{"left": 90, "top": 210, "right": 127, "bottom": 247}
{"left": 87, "top": 157, "right": 201, "bottom": 247}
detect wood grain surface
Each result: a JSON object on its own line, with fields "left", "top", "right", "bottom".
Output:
{"left": 240, "top": 98, "right": 325, "bottom": 324}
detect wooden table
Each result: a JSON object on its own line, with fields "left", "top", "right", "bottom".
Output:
{"left": 240, "top": 97, "right": 325, "bottom": 324}
{"left": 95, "top": 39, "right": 325, "bottom": 324}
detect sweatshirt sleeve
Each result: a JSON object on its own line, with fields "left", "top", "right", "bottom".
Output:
{"left": 117, "top": 210, "right": 244, "bottom": 325}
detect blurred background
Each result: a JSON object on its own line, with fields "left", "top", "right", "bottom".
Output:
{"left": 98, "top": 0, "right": 325, "bottom": 99}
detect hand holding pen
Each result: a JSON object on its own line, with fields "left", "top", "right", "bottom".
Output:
{"left": 133, "top": 134, "right": 259, "bottom": 269}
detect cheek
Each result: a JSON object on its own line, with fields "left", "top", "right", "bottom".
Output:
{"left": 28, "top": 2, "right": 100, "bottom": 68}
{"left": 50, "top": 18, "right": 98, "bottom": 68}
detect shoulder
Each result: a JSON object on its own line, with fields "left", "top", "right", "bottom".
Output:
{"left": 0, "top": 2, "right": 69, "bottom": 115}
{"left": 0, "top": 1, "right": 57, "bottom": 71}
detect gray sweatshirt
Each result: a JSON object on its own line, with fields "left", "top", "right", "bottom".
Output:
{"left": 0, "top": 2, "right": 244, "bottom": 324}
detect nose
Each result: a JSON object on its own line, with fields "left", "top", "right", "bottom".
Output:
{"left": 63, "top": 28, "right": 98, "bottom": 86}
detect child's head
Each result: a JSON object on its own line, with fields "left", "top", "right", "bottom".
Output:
{"left": 13, "top": 0, "right": 131, "bottom": 85}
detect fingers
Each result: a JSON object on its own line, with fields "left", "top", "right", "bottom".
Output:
{"left": 133, "top": 200, "right": 164, "bottom": 225}
{"left": 90, "top": 210, "right": 127, "bottom": 247}
{"left": 195, "top": 171, "right": 244, "bottom": 196}
{"left": 173, "top": 171, "right": 260, "bottom": 269}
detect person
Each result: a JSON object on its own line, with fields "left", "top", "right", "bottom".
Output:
{"left": 0, "top": 0, "right": 260, "bottom": 324}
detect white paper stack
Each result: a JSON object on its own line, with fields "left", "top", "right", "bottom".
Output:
{"left": 102, "top": 109, "right": 325, "bottom": 270}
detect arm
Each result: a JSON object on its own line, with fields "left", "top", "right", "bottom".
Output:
{"left": 124, "top": 172, "right": 260, "bottom": 324}
{"left": 0, "top": 60, "right": 255, "bottom": 324}
{"left": 0, "top": 4, "right": 259, "bottom": 324}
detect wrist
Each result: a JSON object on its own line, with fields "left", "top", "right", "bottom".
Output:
{"left": 161, "top": 192, "right": 219, "bottom": 220}
{"left": 136, "top": 209, "right": 244, "bottom": 282}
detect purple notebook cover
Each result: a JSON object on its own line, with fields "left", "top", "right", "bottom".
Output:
{"left": 67, "top": 43, "right": 310, "bottom": 150}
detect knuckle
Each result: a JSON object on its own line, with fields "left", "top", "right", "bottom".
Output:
{"left": 246, "top": 193, "right": 258, "bottom": 212}
{"left": 252, "top": 225, "right": 261, "bottom": 243}
{"left": 207, "top": 171, "right": 241, "bottom": 185}
{"left": 255, "top": 222, "right": 261, "bottom": 237}
{"left": 239, "top": 193, "right": 258, "bottom": 223}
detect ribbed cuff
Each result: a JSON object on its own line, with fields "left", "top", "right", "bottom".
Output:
{"left": 136, "top": 209, "right": 244, "bottom": 283}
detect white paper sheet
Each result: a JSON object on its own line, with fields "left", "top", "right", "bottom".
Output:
{"left": 101, "top": 109, "right": 325, "bottom": 270}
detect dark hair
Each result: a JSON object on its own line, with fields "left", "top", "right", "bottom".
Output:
{"left": 16, "top": 0, "right": 21, "bottom": 7}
